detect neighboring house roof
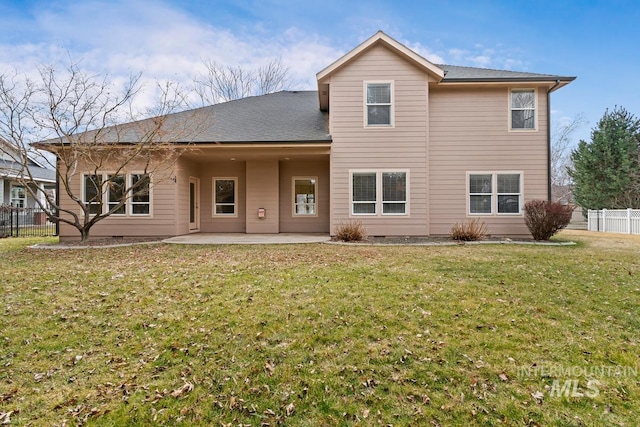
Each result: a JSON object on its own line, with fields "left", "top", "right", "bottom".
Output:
{"left": 0, "top": 159, "right": 56, "bottom": 183}
{"left": 1, "top": 139, "right": 56, "bottom": 183}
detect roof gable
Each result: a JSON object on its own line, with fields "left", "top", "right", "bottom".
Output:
{"left": 317, "top": 31, "right": 445, "bottom": 83}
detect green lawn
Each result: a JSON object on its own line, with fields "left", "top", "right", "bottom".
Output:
{"left": 1, "top": 231, "right": 639, "bottom": 426}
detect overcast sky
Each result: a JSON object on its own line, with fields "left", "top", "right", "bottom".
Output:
{"left": 1, "top": 0, "right": 639, "bottom": 144}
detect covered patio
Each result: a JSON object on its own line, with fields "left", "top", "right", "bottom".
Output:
{"left": 163, "top": 232, "right": 330, "bottom": 245}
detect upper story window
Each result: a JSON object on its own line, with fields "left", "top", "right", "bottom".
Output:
{"left": 365, "top": 82, "right": 393, "bottom": 126}
{"left": 510, "top": 89, "right": 536, "bottom": 130}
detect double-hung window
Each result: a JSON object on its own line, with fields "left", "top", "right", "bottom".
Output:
{"left": 497, "top": 174, "right": 521, "bottom": 214}
{"left": 10, "top": 186, "right": 26, "bottom": 208}
{"left": 510, "top": 89, "right": 536, "bottom": 130}
{"left": 468, "top": 172, "right": 522, "bottom": 215}
{"left": 83, "top": 174, "right": 103, "bottom": 215}
{"left": 130, "top": 174, "right": 151, "bottom": 215}
{"left": 352, "top": 172, "right": 377, "bottom": 214}
{"left": 293, "top": 177, "right": 317, "bottom": 216}
{"left": 213, "top": 178, "right": 237, "bottom": 216}
{"left": 365, "top": 82, "right": 393, "bottom": 126}
{"left": 82, "top": 173, "right": 150, "bottom": 215}
{"left": 351, "top": 170, "right": 408, "bottom": 216}
{"left": 107, "top": 174, "right": 126, "bottom": 215}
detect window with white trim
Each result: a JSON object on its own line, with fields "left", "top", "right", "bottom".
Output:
{"left": 130, "top": 174, "right": 151, "bottom": 215}
{"left": 468, "top": 172, "right": 522, "bottom": 215}
{"left": 10, "top": 185, "right": 26, "bottom": 208}
{"left": 82, "top": 173, "right": 150, "bottom": 216}
{"left": 213, "top": 178, "right": 236, "bottom": 216}
{"left": 497, "top": 174, "right": 521, "bottom": 214}
{"left": 107, "top": 174, "right": 126, "bottom": 215}
{"left": 83, "top": 174, "right": 103, "bottom": 215}
{"left": 352, "top": 172, "right": 377, "bottom": 214}
{"left": 293, "top": 177, "right": 317, "bottom": 216}
{"left": 365, "top": 82, "right": 393, "bottom": 126}
{"left": 510, "top": 89, "right": 536, "bottom": 130}
{"left": 351, "top": 170, "right": 408, "bottom": 216}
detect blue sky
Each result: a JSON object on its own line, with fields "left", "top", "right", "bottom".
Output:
{"left": 1, "top": 0, "right": 639, "bottom": 144}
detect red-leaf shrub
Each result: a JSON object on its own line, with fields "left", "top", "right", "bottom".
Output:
{"left": 524, "top": 200, "right": 574, "bottom": 240}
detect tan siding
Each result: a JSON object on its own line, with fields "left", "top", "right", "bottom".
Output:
{"left": 199, "top": 161, "right": 247, "bottom": 233}
{"left": 429, "top": 86, "right": 549, "bottom": 236}
{"left": 176, "top": 157, "right": 197, "bottom": 235}
{"left": 329, "top": 44, "right": 430, "bottom": 236}
{"left": 57, "top": 155, "right": 179, "bottom": 241}
{"left": 245, "top": 160, "right": 279, "bottom": 233}
{"left": 279, "top": 159, "right": 330, "bottom": 233}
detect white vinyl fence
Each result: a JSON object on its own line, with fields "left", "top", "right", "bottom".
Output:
{"left": 587, "top": 209, "right": 640, "bottom": 235}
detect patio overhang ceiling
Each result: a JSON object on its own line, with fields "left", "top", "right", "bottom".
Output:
{"left": 180, "top": 143, "right": 331, "bottom": 162}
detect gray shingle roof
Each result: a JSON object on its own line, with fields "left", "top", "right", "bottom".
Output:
{"left": 0, "top": 159, "right": 56, "bottom": 182}
{"left": 439, "top": 64, "right": 574, "bottom": 82}
{"left": 38, "top": 65, "right": 574, "bottom": 148}
{"left": 189, "top": 90, "right": 330, "bottom": 143}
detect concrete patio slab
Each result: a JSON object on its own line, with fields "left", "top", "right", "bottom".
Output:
{"left": 163, "top": 233, "right": 331, "bottom": 245}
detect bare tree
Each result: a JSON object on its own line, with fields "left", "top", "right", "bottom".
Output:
{"left": 551, "top": 114, "right": 585, "bottom": 203}
{"left": 193, "top": 57, "right": 294, "bottom": 105}
{"left": 0, "top": 63, "right": 203, "bottom": 241}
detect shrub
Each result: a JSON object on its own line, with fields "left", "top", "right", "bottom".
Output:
{"left": 450, "top": 218, "right": 489, "bottom": 241}
{"left": 524, "top": 200, "right": 574, "bottom": 240}
{"left": 334, "top": 220, "right": 367, "bottom": 242}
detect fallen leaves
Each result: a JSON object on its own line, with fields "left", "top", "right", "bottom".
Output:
{"left": 0, "top": 411, "right": 13, "bottom": 425}
{"left": 170, "top": 381, "right": 194, "bottom": 398}
{"left": 264, "top": 360, "right": 275, "bottom": 376}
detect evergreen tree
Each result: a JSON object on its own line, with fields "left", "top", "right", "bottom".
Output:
{"left": 569, "top": 107, "right": 640, "bottom": 210}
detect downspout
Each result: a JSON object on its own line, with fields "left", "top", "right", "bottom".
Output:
{"left": 547, "top": 80, "right": 561, "bottom": 201}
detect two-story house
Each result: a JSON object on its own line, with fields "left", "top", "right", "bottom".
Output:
{"left": 47, "top": 31, "right": 575, "bottom": 241}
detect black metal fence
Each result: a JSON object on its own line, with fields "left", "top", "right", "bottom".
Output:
{"left": 0, "top": 205, "right": 57, "bottom": 238}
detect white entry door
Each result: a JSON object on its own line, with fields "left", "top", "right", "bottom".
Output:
{"left": 189, "top": 177, "right": 200, "bottom": 231}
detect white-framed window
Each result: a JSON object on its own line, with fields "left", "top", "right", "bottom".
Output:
{"left": 83, "top": 174, "right": 103, "bottom": 215}
{"left": 106, "top": 174, "right": 126, "bottom": 215}
{"left": 82, "top": 173, "right": 151, "bottom": 216}
{"left": 10, "top": 185, "right": 26, "bottom": 208}
{"left": 213, "top": 177, "right": 237, "bottom": 216}
{"left": 351, "top": 170, "right": 409, "bottom": 216}
{"left": 382, "top": 172, "right": 407, "bottom": 215}
{"left": 365, "top": 81, "right": 393, "bottom": 126}
{"left": 468, "top": 172, "right": 522, "bottom": 215}
{"left": 293, "top": 177, "right": 317, "bottom": 216}
{"left": 510, "top": 89, "right": 536, "bottom": 130}
{"left": 130, "top": 174, "right": 151, "bottom": 215}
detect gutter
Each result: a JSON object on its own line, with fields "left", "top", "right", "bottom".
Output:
{"left": 547, "top": 79, "right": 561, "bottom": 201}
